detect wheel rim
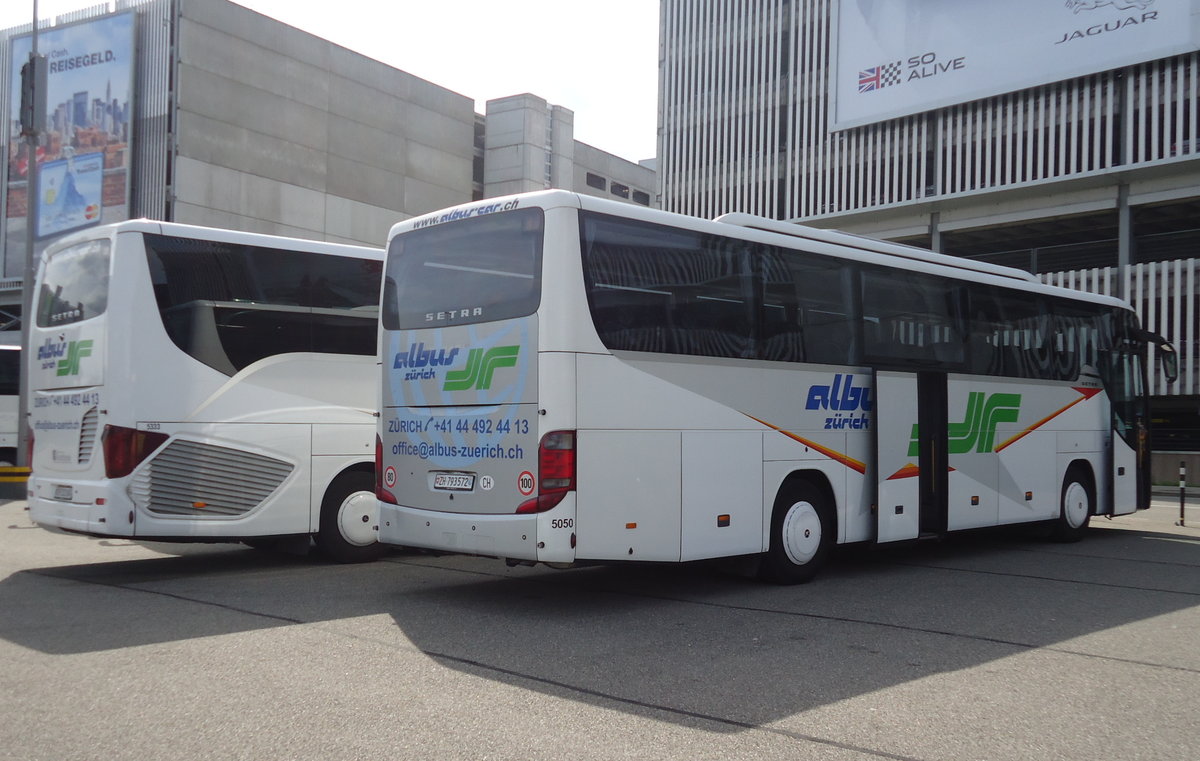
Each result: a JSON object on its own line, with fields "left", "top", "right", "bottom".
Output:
{"left": 781, "top": 500, "right": 822, "bottom": 566}
{"left": 1063, "top": 481, "right": 1090, "bottom": 529}
{"left": 337, "top": 490, "right": 378, "bottom": 547}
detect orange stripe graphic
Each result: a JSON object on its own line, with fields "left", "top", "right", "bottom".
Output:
{"left": 746, "top": 415, "right": 867, "bottom": 474}
{"left": 994, "top": 386, "right": 1103, "bottom": 452}
{"left": 888, "top": 463, "right": 921, "bottom": 480}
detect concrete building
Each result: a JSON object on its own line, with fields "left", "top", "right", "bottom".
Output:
{"left": 483, "top": 94, "right": 655, "bottom": 207}
{"left": 659, "top": 0, "right": 1200, "bottom": 465}
{"left": 1, "top": 0, "right": 655, "bottom": 320}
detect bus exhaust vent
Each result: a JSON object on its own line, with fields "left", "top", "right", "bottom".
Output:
{"left": 129, "top": 439, "right": 294, "bottom": 517}
{"left": 78, "top": 407, "right": 99, "bottom": 464}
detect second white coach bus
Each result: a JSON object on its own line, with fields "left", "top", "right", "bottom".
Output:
{"left": 0, "top": 331, "right": 20, "bottom": 466}
{"left": 376, "top": 191, "right": 1176, "bottom": 582}
{"left": 27, "top": 220, "right": 386, "bottom": 562}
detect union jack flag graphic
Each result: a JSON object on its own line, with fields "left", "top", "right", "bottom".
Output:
{"left": 858, "top": 61, "right": 902, "bottom": 93}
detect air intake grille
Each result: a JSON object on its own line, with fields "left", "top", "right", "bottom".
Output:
{"left": 129, "top": 439, "right": 294, "bottom": 517}
{"left": 78, "top": 407, "right": 98, "bottom": 463}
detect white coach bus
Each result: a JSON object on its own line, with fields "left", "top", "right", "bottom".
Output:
{"left": 27, "top": 220, "right": 386, "bottom": 562}
{"left": 0, "top": 331, "right": 19, "bottom": 465}
{"left": 376, "top": 191, "right": 1176, "bottom": 582}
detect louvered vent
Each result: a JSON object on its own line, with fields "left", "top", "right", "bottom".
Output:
{"left": 129, "top": 439, "right": 294, "bottom": 517}
{"left": 77, "top": 407, "right": 98, "bottom": 464}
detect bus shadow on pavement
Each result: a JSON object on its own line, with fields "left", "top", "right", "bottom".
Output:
{"left": 378, "top": 524, "right": 1200, "bottom": 729}
{"left": 2, "top": 524, "right": 1196, "bottom": 730}
{"left": 0, "top": 544, "right": 414, "bottom": 656}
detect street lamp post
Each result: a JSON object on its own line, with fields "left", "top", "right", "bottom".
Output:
{"left": 18, "top": 0, "right": 45, "bottom": 468}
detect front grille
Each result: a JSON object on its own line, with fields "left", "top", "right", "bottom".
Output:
{"left": 78, "top": 407, "right": 98, "bottom": 464}
{"left": 129, "top": 439, "right": 294, "bottom": 517}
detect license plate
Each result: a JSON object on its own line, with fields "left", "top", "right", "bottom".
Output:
{"left": 433, "top": 473, "right": 475, "bottom": 491}
{"left": 54, "top": 485, "right": 73, "bottom": 501}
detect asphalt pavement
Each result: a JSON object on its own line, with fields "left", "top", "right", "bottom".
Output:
{"left": 1, "top": 498, "right": 1197, "bottom": 761}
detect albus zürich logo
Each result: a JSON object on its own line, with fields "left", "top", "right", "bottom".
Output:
{"left": 37, "top": 337, "right": 93, "bottom": 376}
{"left": 392, "top": 342, "right": 520, "bottom": 391}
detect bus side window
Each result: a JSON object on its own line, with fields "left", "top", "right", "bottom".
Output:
{"left": 766, "top": 247, "right": 858, "bottom": 365}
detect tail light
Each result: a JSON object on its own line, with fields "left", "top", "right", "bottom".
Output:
{"left": 102, "top": 425, "right": 168, "bottom": 479}
{"left": 516, "top": 430, "right": 575, "bottom": 514}
{"left": 376, "top": 435, "right": 397, "bottom": 504}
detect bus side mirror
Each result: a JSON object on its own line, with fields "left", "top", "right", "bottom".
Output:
{"left": 1158, "top": 341, "right": 1179, "bottom": 384}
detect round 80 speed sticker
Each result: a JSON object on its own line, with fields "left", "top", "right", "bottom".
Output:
{"left": 517, "top": 471, "right": 536, "bottom": 496}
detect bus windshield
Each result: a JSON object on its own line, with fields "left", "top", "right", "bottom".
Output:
{"left": 382, "top": 208, "right": 544, "bottom": 330}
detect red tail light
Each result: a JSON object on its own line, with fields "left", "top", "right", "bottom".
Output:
{"left": 376, "top": 435, "right": 397, "bottom": 504}
{"left": 516, "top": 430, "right": 575, "bottom": 514}
{"left": 101, "top": 425, "right": 168, "bottom": 479}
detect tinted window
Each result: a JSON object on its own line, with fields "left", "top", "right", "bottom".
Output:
{"left": 147, "top": 235, "right": 381, "bottom": 375}
{"left": 862, "top": 268, "right": 964, "bottom": 367}
{"left": 761, "top": 247, "right": 859, "bottom": 365}
{"left": 0, "top": 348, "right": 19, "bottom": 396}
{"left": 36, "top": 239, "right": 110, "bottom": 327}
{"left": 582, "top": 212, "right": 754, "bottom": 359}
{"left": 383, "top": 208, "right": 543, "bottom": 330}
{"left": 966, "top": 287, "right": 1051, "bottom": 378}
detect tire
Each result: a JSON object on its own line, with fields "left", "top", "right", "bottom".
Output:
{"left": 315, "top": 470, "right": 387, "bottom": 563}
{"left": 759, "top": 480, "right": 833, "bottom": 584}
{"left": 1051, "top": 465, "right": 1093, "bottom": 543}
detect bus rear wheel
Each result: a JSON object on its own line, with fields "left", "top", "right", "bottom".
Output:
{"left": 316, "top": 470, "right": 387, "bottom": 563}
{"left": 759, "top": 480, "right": 833, "bottom": 584}
{"left": 1051, "top": 465, "right": 1093, "bottom": 543}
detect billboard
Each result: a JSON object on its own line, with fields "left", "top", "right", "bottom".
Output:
{"left": 832, "top": 0, "right": 1200, "bottom": 130}
{"left": 5, "top": 11, "right": 135, "bottom": 270}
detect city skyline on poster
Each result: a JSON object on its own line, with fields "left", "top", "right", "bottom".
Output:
{"left": 5, "top": 10, "right": 135, "bottom": 268}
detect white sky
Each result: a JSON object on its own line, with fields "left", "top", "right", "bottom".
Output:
{"left": 4, "top": 0, "right": 661, "bottom": 162}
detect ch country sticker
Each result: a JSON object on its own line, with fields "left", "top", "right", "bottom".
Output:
{"left": 908, "top": 392, "right": 1021, "bottom": 456}
{"left": 443, "top": 346, "right": 520, "bottom": 391}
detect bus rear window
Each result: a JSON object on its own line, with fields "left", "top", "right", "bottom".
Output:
{"left": 382, "top": 208, "right": 544, "bottom": 330}
{"left": 36, "top": 239, "right": 111, "bottom": 327}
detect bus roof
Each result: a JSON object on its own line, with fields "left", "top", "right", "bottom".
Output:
{"left": 43, "top": 219, "right": 383, "bottom": 261}
{"left": 713, "top": 212, "right": 1040, "bottom": 285}
{"left": 389, "top": 190, "right": 1133, "bottom": 314}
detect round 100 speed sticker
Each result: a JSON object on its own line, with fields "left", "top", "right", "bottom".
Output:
{"left": 517, "top": 471, "right": 535, "bottom": 496}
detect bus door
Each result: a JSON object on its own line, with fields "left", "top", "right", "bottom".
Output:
{"left": 1108, "top": 345, "right": 1147, "bottom": 515}
{"left": 875, "top": 371, "right": 949, "bottom": 542}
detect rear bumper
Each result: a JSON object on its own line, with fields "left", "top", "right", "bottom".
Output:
{"left": 28, "top": 476, "right": 133, "bottom": 537}
{"left": 378, "top": 502, "right": 540, "bottom": 561}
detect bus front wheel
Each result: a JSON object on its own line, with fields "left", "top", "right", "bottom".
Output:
{"left": 1051, "top": 465, "right": 1093, "bottom": 543}
{"left": 759, "top": 480, "right": 833, "bottom": 584}
{"left": 316, "top": 470, "right": 387, "bottom": 563}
